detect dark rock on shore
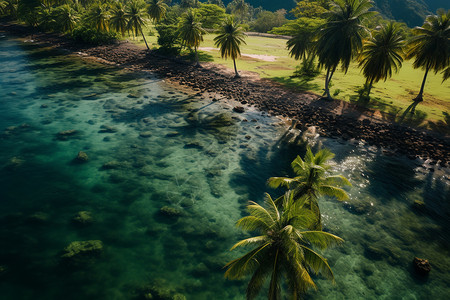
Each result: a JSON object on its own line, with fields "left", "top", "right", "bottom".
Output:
{"left": 233, "top": 106, "right": 245, "bottom": 113}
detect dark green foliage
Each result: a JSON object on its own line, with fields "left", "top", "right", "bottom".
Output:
{"left": 156, "top": 6, "right": 183, "bottom": 54}
{"left": 71, "top": 25, "right": 119, "bottom": 45}
{"left": 249, "top": 9, "right": 287, "bottom": 33}
{"left": 196, "top": 3, "right": 227, "bottom": 29}
{"left": 156, "top": 23, "right": 181, "bottom": 54}
{"left": 292, "top": 57, "right": 320, "bottom": 82}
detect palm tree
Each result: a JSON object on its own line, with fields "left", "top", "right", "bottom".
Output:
{"left": 55, "top": 4, "right": 79, "bottom": 33}
{"left": 85, "top": 3, "right": 110, "bottom": 32}
{"left": 268, "top": 147, "right": 351, "bottom": 229}
{"left": 406, "top": 9, "right": 450, "bottom": 102}
{"left": 37, "top": 5, "right": 55, "bottom": 31}
{"left": 110, "top": 2, "right": 128, "bottom": 37}
{"left": 177, "top": 9, "right": 205, "bottom": 65}
{"left": 358, "top": 22, "right": 405, "bottom": 97}
{"left": 315, "top": 0, "right": 375, "bottom": 99}
{"left": 214, "top": 17, "right": 246, "bottom": 77}
{"left": 225, "top": 192, "right": 343, "bottom": 299}
{"left": 1, "top": 0, "right": 18, "bottom": 18}
{"left": 148, "top": 0, "right": 167, "bottom": 23}
{"left": 126, "top": 0, "right": 150, "bottom": 50}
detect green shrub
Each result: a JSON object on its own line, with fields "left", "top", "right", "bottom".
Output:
{"left": 292, "top": 57, "right": 320, "bottom": 81}
{"left": 71, "top": 26, "right": 119, "bottom": 45}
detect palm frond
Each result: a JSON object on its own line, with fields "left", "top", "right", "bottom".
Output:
{"left": 225, "top": 242, "right": 271, "bottom": 279}
{"left": 319, "top": 185, "right": 349, "bottom": 200}
{"left": 236, "top": 216, "right": 271, "bottom": 232}
{"left": 230, "top": 236, "right": 267, "bottom": 251}
{"left": 300, "top": 231, "right": 344, "bottom": 250}
{"left": 301, "top": 245, "right": 335, "bottom": 280}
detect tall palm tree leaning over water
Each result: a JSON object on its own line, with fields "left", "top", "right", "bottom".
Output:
{"left": 126, "top": 0, "right": 150, "bottom": 50}
{"left": 177, "top": 9, "right": 205, "bottom": 66}
{"left": 406, "top": 9, "right": 450, "bottom": 103}
{"left": 225, "top": 192, "right": 344, "bottom": 299}
{"left": 315, "top": 0, "right": 375, "bottom": 99}
{"left": 214, "top": 17, "right": 247, "bottom": 78}
{"left": 268, "top": 147, "right": 351, "bottom": 230}
{"left": 358, "top": 22, "right": 405, "bottom": 98}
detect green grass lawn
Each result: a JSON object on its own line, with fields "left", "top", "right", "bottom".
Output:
{"left": 132, "top": 31, "right": 449, "bottom": 125}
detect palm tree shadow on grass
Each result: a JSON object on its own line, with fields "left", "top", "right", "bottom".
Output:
{"left": 270, "top": 76, "right": 320, "bottom": 92}
{"left": 179, "top": 50, "right": 214, "bottom": 63}
{"left": 427, "top": 111, "right": 450, "bottom": 135}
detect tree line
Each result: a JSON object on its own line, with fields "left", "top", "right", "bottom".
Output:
{"left": 281, "top": 0, "right": 449, "bottom": 102}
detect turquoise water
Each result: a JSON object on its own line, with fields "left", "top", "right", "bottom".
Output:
{"left": 0, "top": 35, "right": 449, "bottom": 300}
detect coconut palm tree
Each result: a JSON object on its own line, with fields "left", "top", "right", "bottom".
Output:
{"left": 358, "top": 22, "right": 405, "bottom": 97}
{"left": 55, "top": 4, "right": 79, "bottom": 33}
{"left": 177, "top": 9, "right": 205, "bottom": 65}
{"left": 1, "top": 0, "right": 18, "bottom": 18}
{"left": 315, "top": 0, "right": 375, "bottom": 99}
{"left": 268, "top": 147, "right": 351, "bottom": 229}
{"left": 110, "top": 2, "right": 128, "bottom": 36}
{"left": 37, "top": 5, "right": 55, "bottom": 31}
{"left": 148, "top": 0, "right": 167, "bottom": 23}
{"left": 406, "top": 9, "right": 450, "bottom": 102}
{"left": 126, "top": 0, "right": 150, "bottom": 50}
{"left": 214, "top": 16, "right": 246, "bottom": 77}
{"left": 225, "top": 192, "right": 343, "bottom": 299}
{"left": 85, "top": 3, "right": 110, "bottom": 32}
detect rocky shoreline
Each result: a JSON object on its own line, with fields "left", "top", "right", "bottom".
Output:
{"left": 1, "top": 22, "right": 449, "bottom": 165}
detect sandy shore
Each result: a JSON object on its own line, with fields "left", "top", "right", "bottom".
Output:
{"left": 1, "top": 22, "right": 449, "bottom": 165}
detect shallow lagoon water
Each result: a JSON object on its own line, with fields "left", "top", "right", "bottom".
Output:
{"left": 0, "top": 36, "right": 449, "bottom": 299}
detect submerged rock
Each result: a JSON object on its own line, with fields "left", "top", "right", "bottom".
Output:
{"left": 413, "top": 257, "right": 431, "bottom": 276}
{"left": 0, "top": 265, "right": 7, "bottom": 276}
{"left": 101, "top": 161, "right": 123, "bottom": 170}
{"left": 75, "top": 151, "right": 89, "bottom": 163}
{"left": 140, "top": 279, "right": 185, "bottom": 300}
{"left": 25, "top": 212, "right": 48, "bottom": 225}
{"left": 343, "top": 199, "right": 373, "bottom": 215}
{"left": 72, "top": 211, "right": 93, "bottom": 225}
{"left": 139, "top": 131, "right": 152, "bottom": 138}
{"left": 4, "top": 157, "right": 25, "bottom": 171}
{"left": 57, "top": 129, "right": 78, "bottom": 140}
{"left": 159, "top": 206, "right": 183, "bottom": 218}
{"left": 166, "top": 131, "right": 180, "bottom": 137}
{"left": 61, "top": 240, "right": 103, "bottom": 262}
{"left": 412, "top": 200, "right": 426, "bottom": 213}
{"left": 98, "top": 125, "right": 118, "bottom": 133}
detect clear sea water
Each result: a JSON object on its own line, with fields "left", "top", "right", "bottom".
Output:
{"left": 0, "top": 35, "right": 449, "bottom": 300}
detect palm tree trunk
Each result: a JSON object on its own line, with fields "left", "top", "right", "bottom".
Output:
{"left": 268, "top": 249, "right": 280, "bottom": 300}
{"left": 324, "top": 66, "right": 336, "bottom": 99}
{"left": 233, "top": 58, "right": 240, "bottom": 78}
{"left": 367, "top": 78, "right": 374, "bottom": 97}
{"left": 195, "top": 46, "right": 200, "bottom": 67}
{"left": 415, "top": 66, "right": 429, "bottom": 102}
{"left": 140, "top": 28, "right": 149, "bottom": 50}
